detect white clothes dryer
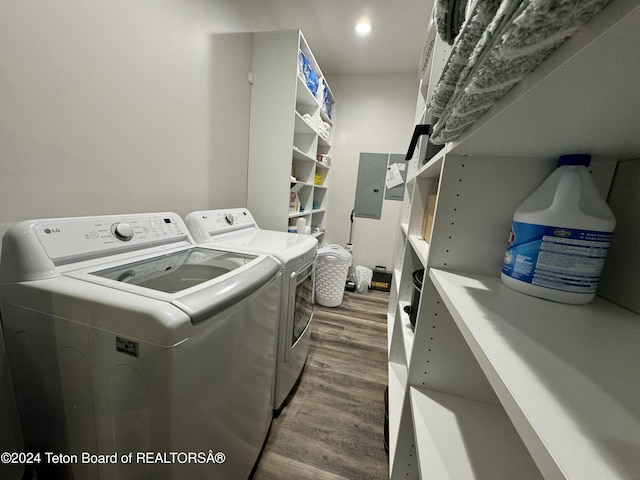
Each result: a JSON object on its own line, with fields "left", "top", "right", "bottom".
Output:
{"left": 185, "top": 209, "right": 316, "bottom": 411}
{"left": 0, "top": 213, "right": 280, "bottom": 480}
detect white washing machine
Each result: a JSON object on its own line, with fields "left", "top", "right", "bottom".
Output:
{"left": 185, "top": 209, "right": 316, "bottom": 411}
{"left": 0, "top": 321, "right": 24, "bottom": 480}
{"left": 0, "top": 213, "right": 281, "bottom": 480}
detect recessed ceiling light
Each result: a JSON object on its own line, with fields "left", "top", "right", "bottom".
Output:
{"left": 355, "top": 21, "right": 374, "bottom": 36}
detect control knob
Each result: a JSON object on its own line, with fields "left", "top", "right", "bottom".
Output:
{"left": 112, "top": 223, "right": 134, "bottom": 241}
{"left": 224, "top": 214, "right": 235, "bottom": 225}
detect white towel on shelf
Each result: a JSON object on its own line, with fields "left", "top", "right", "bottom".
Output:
{"left": 302, "top": 113, "right": 316, "bottom": 129}
{"left": 318, "top": 121, "right": 331, "bottom": 141}
{"left": 428, "top": 0, "right": 613, "bottom": 145}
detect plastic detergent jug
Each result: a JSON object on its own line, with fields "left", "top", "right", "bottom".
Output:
{"left": 501, "top": 154, "right": 616, "bottom": 304}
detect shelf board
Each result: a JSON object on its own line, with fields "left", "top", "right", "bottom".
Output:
{"left": 318, "top": 135, "right": 331, "bottom": 149}
{"left": 393, "top": 267, "right": 402, "bottom": 295}
{"left": 296, "top": 74, "right": 320, "bottom": 108}
{"left": 292, "top": 146, "right": 316, "bottom": 163}
{"left": 415, "top": 144, "right": 446, "bottom": 180}
{"left": 294, "top": 111, "right": 317, "bottom": 135}
{"left": 406, "top": 139, "right": 447, "bottom": 183}
{"left": 410, "top": 387, "right": 542, "bottom": 480}
{"left": 408, "top": 234, "right": 429, "bottom": 267}
{"left": 387, "top": 311, "right": 395, "bottom": 352}
{"left": 398, "top": 300, "right": 415, "bottom": 366}
{"left": 288, "top": 211, "right": 310, "bottom": 219}
{"left": 388, "top": 361, "right": 408, "bottom": 467}
{"left": 449, "top": 1, "right": 640, "bottom": 159}
{"left": 429, "top": 268, "right": 640, "bottom": 480}
{"left": 311, "top": 230, "right": 324, "bottom": 238}
{"left": 291, "top": 181, "right": 313, "bottom": 188}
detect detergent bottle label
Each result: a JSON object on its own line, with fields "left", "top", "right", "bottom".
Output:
{"left": 502, "top": 221, "right": 612, "bottom": 294}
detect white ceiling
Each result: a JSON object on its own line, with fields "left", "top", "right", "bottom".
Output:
{"left": 237, "top": 0, "right": 434, "bottom": 76}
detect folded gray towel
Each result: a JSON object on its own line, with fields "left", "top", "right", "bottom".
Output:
{"left": 429, "top": 0, "right": 613, "bottom": 145}
{"left": 435, "top": 0, "right": 471, "bottom": 45}
{"left": 429, "top": 0, "right": 503, "bottom": 117}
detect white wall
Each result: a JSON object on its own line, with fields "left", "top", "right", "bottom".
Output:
{"left": 0, "top": 0, "right": 419, "bottom": 267}
{"left": 324, "top": 74, "right": 419, "bottom": 270}
{"left": 0, "top": 0, "right": 268, "bottom": 239}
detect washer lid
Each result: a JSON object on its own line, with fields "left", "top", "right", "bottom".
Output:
{"left": 90, "top": 247, "right": 247, "bottom": 293}
{"left": 67, "top": 247, "right": 279, "bottom": 324}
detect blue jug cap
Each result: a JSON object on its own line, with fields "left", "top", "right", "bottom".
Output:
{"left": 558, "top": 154, "right": 591, "bottom": 166}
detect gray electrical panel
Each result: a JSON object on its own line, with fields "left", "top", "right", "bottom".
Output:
{"left": 354, "top": 152, "right": 406, "bottom": 219}
{"left": 354, "top": 153, "right": 388, "bottom": 219}
{"left": 385, "top": 154, "right": 407, "bottom": 201}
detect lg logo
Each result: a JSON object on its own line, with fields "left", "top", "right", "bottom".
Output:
{"left": 43, "top": 228, "right": 61, "bottom": 234}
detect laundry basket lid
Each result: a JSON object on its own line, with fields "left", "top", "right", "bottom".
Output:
{"left": 317, "top": 244, "right": 352, "bottom": 259}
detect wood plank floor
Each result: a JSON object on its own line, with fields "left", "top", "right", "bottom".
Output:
{"left": 251, "top": 289, "right": 390, "bottom": 480}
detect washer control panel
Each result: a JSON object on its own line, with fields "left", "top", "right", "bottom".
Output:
{"left": 34, "top": 213, "right": 188, "bottom": 263}
{"left": 196, "top": 208, "right": 257, "bottom": 234}
{"left": 112, "top": 222, "right": 135, "bottom": 241}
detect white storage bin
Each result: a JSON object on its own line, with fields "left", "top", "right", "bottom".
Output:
{"left": 315, "top": 244, "right": 352, "bottom": 307}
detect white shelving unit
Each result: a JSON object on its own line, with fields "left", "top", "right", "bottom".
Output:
{"left": 388, "top": 1, "right": 640, "bottom": 479}
{"left": 410, "top": 386, "right": 542, "bottom": 480}
{"left": 247, "top": 30, "right": 335, "bottom": 238}
{"left": 430, "top": 269, "right": 640, "bottom": 480}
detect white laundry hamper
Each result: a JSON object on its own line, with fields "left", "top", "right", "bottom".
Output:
{"left": 315, "top": 244, "right": 352, "bottom": 307}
